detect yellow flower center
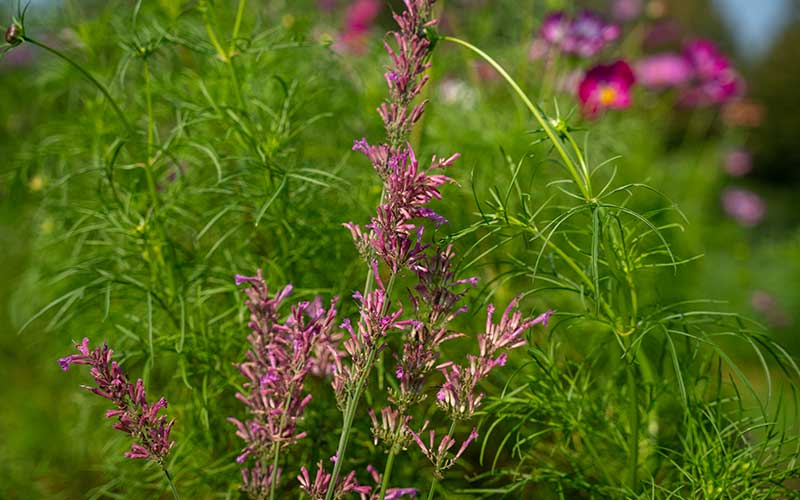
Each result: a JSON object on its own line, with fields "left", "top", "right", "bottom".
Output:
{"left": 599, "top": 86, "right": 617, "bottom": 106}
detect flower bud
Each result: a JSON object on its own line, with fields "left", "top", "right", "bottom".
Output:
{"left": 5, "top": 23, "right": 22, "bottom": 46}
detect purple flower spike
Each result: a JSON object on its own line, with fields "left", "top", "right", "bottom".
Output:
{"left": 231, "top": 271, "right": 340, "bottom": 498}
{"left": 298, "top": 461, "right": 370, "bottom": 500}
{"left": 363, "top": 464, "right": 418, "bottom": 499}
{"left": 436, "top": 299, "right": 552, "bottom": 421}
{"left": 349, "top": 145, "right": 458, "bottom": 274}
{"left": 235, "top": 274, "right": 259, "bottom": 286}
{"left": 59, "top": 338, "right": 175, "bottom": 464}
{"left": 407, "top": 424, "right": 479, "bottom": 478}
{"left": 578, "top": 60, "right": 636, "bottom": 118}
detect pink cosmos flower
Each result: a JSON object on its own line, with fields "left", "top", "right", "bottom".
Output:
{"left": 578, "top": 60, "right": 636, "bottom": 118}
{"left": 751, "top": 290, "right": 790, "bottom": 328}
{"left": 336, "top": 0, "right": 382, "bottom": 54}
{"left": 680, "top": 39, "right": 741, "bottom": 106}
{"left": 540, "top": 12, "right": 571, "bottom": 46}
{"left": 636, "top": 53, "right": 693, "bottom": 88}
{"left": 724, "top": 149, "right": 752, "bottom": 177}
{"left": 538, "top": 10, "right": 619, "bottom": 57}
{"left": 643, "top": 20, "right": 682, "bottom": 50}
{"left": 318, "top": 0, "right": 339, "bottom": 11}
{"left": 612, "top": 0, "right": 643, "bottom": 21}
{"left": 721, "top": 187, "right": 766, "bottom": 226}
{"left": 564, "top": 10, "right": 621, "bottom": 57}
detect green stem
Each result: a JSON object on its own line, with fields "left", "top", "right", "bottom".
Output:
{"left": 230, "top": 0, "right": 247, "bottom": 52}
{"left": 564, "top": 130, "right": 593, "bottom": 196}
{"left": 377, "top": 443, "right": 397, "bottom": 500}
{"left": 201, "top": 1, "right": 245, "bottom": 108}
{"left": 23, "top": 36, "right": 133, "bottom": 134}
{"left": 426, "top": 478, "right": 438, "bottom": 500}
{"left": 440, "top": 36, "right": 591, "bottom": 201}
{"left": 269, "top": 444, "right": 281, "bottom": 500}
{"left": 268, "top": 380, "right": 298, "bottom": 500}
{"left": 202, "top": 11, "right": 229, "bottom": 63}
{"left": 325, "top": 274, "right": 398, "bottom": 500}
{"left": 507, "top": 215, "right": 617, "bottom": 323}
{"left": 141, "top": 60, "right": 160, "bottom": 205}
{"left": 163, "top": 467, "right": 181, "bottom": 500}
{"left": 625, "top": 341, "right": 640, "bottom": 492}
{"left": 581, "top": 434, "right": 614, "bottom": 485}
{"left": 425, "top": 420, "right": 457, "bottom": 500}
{"left": 376, "top": 400, "right": 409, "bottom": 500}
{"left": 144, "top": 60, "right": 154, "bottom": 160}
{"left": 229, "top": 58, "right": 246, "bottom": 108}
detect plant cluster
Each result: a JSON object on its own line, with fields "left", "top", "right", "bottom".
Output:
{"left": 2, "top": 0, "right": 798, "bottom": 499}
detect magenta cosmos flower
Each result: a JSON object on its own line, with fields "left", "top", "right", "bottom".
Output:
{"left": 578, "top": 60, "right": 636, "bottom": 118}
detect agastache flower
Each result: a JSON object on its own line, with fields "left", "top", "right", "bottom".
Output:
{"left": 407, "top": 303, "right": 549, "bottom": 481}
{"left": 368, "top": 406, "right": 416, "bottom": 449}
{"left": 241, "top": 464, "right": 281, "bottom": 499}
{"left": 298, "top": 461, "right": 370, "bottom": 500}
{"left": 387, "top": 246, "right": 476, "bottom": 407}
{"left": 230, "top": 272, "right": 339, "bottom": 498}
{"left": 363, "top": 465, "right": 418, "bottom": 499}
{"left": 435, "top": 299, "right": 552, "bottom": 420}
{"left": 578, "top": 60, "right": 636, "bottom": 118}
{"left": 333, "top": 276, "right": 409, "bottom": 401}
{"left": 407, "top": 425, "right": 479, "bottom": 478}
{"left": 411, "top": 245, "right": 476, "bottom": 328}
{"left": 347, "top": 146, "right": 458, "bottom": 274}
{"left": 59, "top": 338, "right": 175, "bottom": 464}
{"left": 352, "top": 0, "right": 437, "bottom": 177}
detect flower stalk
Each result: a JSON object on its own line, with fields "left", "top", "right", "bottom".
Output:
{"left": 59, "top": 338, "right": 179, "bottom": 499}
{"left": 439, "top": 35, "right": 592, "bottom": 201}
